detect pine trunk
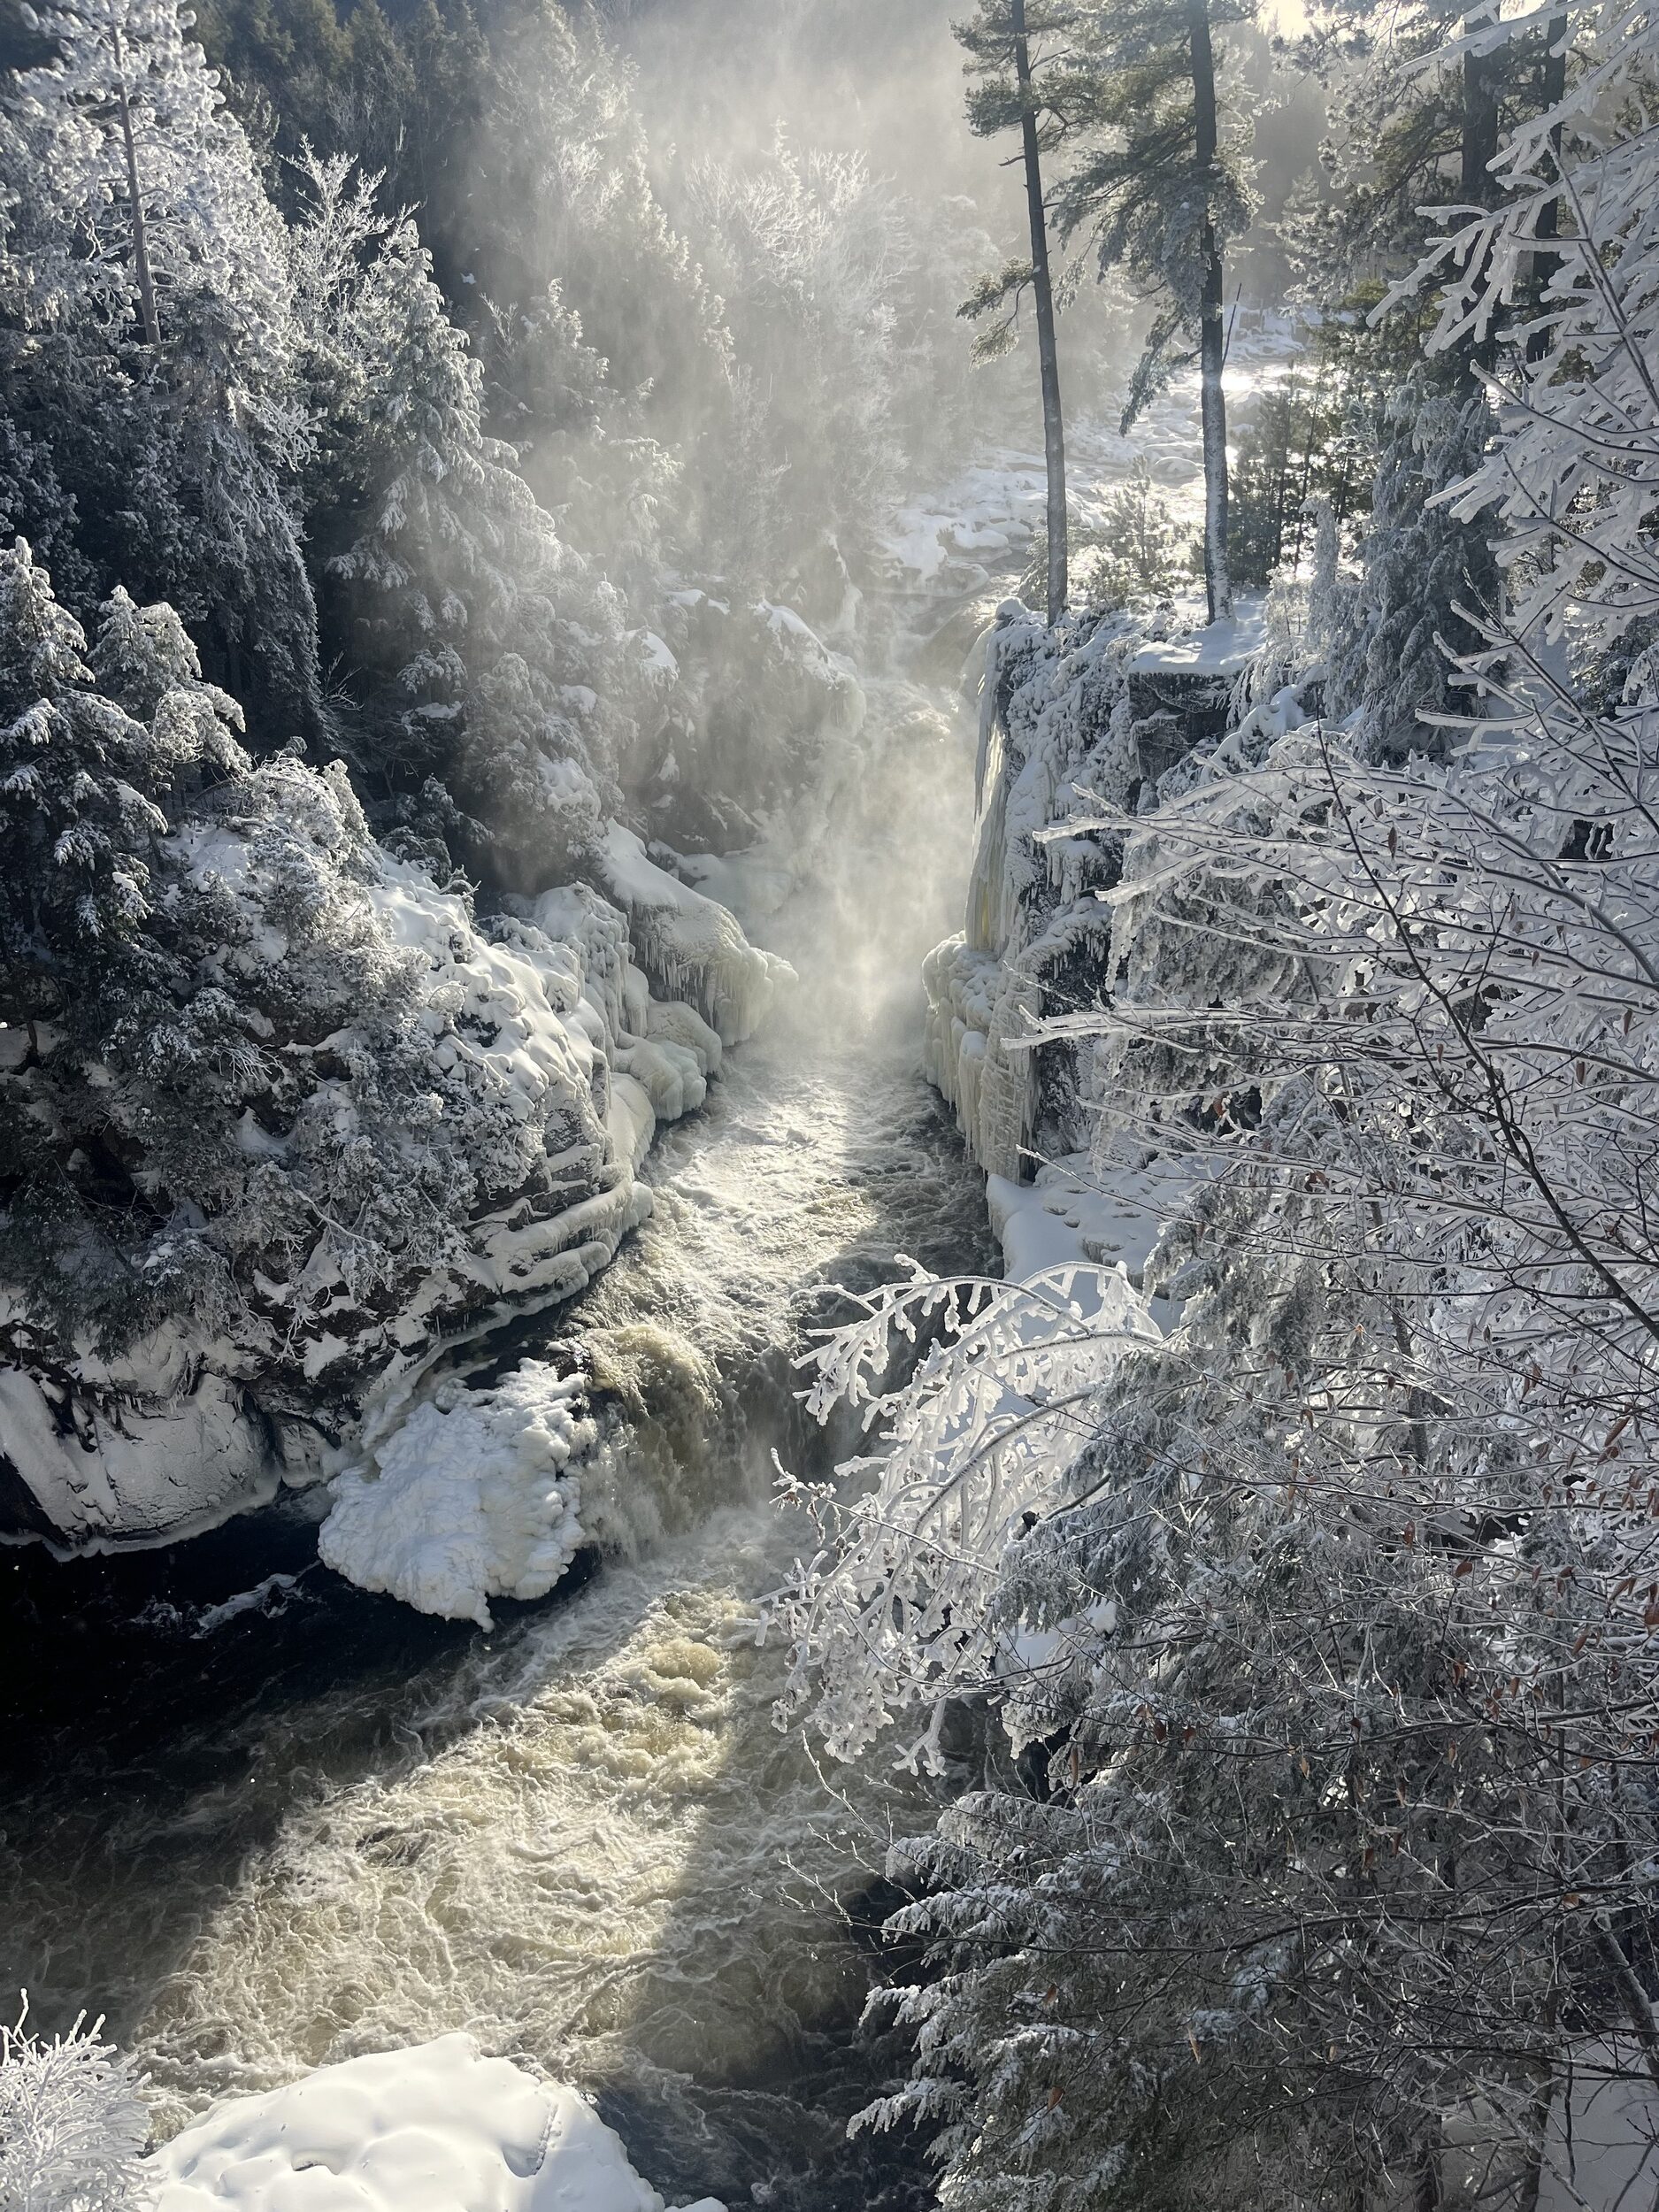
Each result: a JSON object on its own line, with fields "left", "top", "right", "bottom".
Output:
{"left": 1461, "top": 10, "right": 1502, "bottom": 377}
{"left": 1011, "top": 0, "right": 1067, "bottom": 625}
{"left": 1527, "top": 14, "right": 1569, "bottom": 365}
{"left": 1189, "top": 0, "right": 1232, "bottom": 623}
{"left": 112, "top": 21, "right": 162, "bottom": 348}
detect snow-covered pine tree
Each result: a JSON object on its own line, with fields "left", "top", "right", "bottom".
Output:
{"left": 1327, "top": 370, "right": 1498, "bottom": 758}
{"left": 0, "top": 0, "right": 322, "bottom": 739}
{"left": 1394, "top": 0, "right": 1659, "bottom": 658}
{"left": 1296, "top": 2, "right": 1575, "bottom": 759}
{"left": 1047, "top": 0, "right": 1257, "bottom": 623}
{"left": 0, "top": 538, "right": 240, "bottom": 1356}
{"left": 4, "top": 0, "right": 285, "bottom": 344}
{"left": 1067, "top": 456, "right": 1192, "bottom": 610}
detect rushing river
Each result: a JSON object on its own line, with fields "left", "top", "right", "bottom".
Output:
{"left": 0, "top": 657, "right": 997, "bottom": 2210}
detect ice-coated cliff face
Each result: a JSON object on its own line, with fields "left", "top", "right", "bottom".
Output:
{"left": 921, "top": 603, "right": 1141, "bottom": 1181}
{"left": 919, "top": 595, "right": 1263, "bottom": 1183}
{"left": 0, "top": 832, "right": 782, "bottom": 1557}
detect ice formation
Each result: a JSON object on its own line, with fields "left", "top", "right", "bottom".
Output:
{"left": 148, "top": 2034, "right": 725, "bottom": 2212}
{"left": 921, "top": 934, "right": 1039, "bottom": 1181}
{"left": 595, "top": 825, "right": 794, "bottom": 1046}
{"left": 922, "top": 594, "right": 1263, "bottom": 1187}
{"left": 319, "top": 1362, "right": 596, "bottom": 1628}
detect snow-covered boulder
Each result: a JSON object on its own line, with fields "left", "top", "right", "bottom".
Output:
{"left": 148, "top": 2035, "right": 725, "bottom": 2212}
{"left": 319, "top": 1362, "right": 595, "bottom": 1628}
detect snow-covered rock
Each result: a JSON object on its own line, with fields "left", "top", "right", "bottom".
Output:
{"left": 0, "top": 780, "right": 771, "bottom": 1555}
{"left": 595, "top": 825, "right": 795, "bottom": 1046}
{"left": 319, "top": 1362, "right": 595, "bottom": 1628}
{"left": 148, "top": 2034, "right": 725, "bottom": 2212}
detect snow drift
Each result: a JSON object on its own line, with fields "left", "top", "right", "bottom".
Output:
{"left": 149, "top": 2034, "right": 724, "bottom": 2212}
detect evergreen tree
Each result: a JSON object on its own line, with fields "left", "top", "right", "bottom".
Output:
{"left": 1048, "top": 0, "right": 1257, "bottom": 623}
{"left": 291, "top": 155, "right": 629, "bottom": 882}
{"left": 1286, "top": 4, "right": 1569, "bottom": 757}
{"left": 0, "top": 0, "right": 323, "bottom": 738}
{"left": 956, "top": 0, "right": 1071, "bottom": 621}
{"left": 7, "top": 0, "right": 288, "bottom": 345}
{"left": 1330, "top": 370, "right": 1499, "bottom": 759}
{"left": 0, "top": 538, "right": 240, "bottom": 1355}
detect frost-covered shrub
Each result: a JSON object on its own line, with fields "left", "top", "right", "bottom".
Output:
{"left": 0, "top": 1998, "right": 149, "bottom": 2212}
{"left": 789, "top": 680, "right": 1659, "bottom": 2206}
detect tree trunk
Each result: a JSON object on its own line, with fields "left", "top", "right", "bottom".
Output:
{"left": 1188, "top": 0, "right": 1232, "bottom": 623}
{"left": 112, "top": 20, "right": 161, "bottom": 348}
{"left": 1515, "top": 1989, "right": 1560, "bottom": 2212}
{"left": 1527, "top": 14, "right": 1569, "bottom": 365}
{"left": 1461, "top": 8, "right": 1502, "bottom": 378}
{"left": 1011, "top": 0, "right": 1067, "bottom": 624}
{"left": 1414, "top": 2121, "right": 1442, "bottom": 2212}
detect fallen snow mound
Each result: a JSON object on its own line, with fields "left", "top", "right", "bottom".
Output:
{"left": 319, "top": 1363, "right": 595, "bottom": 1629}
{"left": 149, "top": 2034, "right": 726, "bottom": 2212}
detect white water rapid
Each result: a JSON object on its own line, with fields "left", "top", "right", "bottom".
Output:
{"left": 0, "top": 660, "right": 998, "bottom": 2212}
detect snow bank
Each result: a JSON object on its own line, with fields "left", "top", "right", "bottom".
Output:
{"left": 149, "top": 2034, "right": 724, "bottom": 2212}
{"left": 319, "top": 1362, "right": 595, "bottom": 1628}
{"left": 1127, "top": 603, "right": 1267, "bottom": 678}
{"left": 987, "top": 1151, "right": 1200, "bottom": 1328}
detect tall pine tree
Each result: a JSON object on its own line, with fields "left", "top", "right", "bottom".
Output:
{"left": 1050, "top": 0, "right": 1256, "bottom": 622}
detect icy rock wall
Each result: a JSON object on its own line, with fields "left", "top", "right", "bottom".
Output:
{"left": 923, "top": 603, "right": 1155, "bottom": 1180}
{"left": 0, "top": 829, "right": 782, "bottom": 1555}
